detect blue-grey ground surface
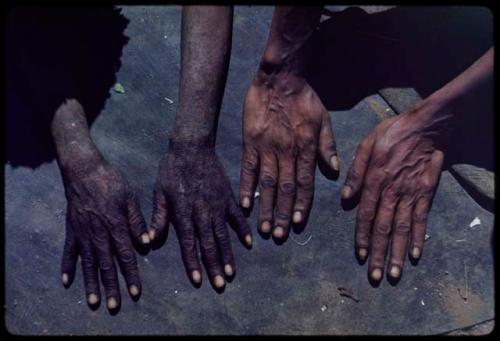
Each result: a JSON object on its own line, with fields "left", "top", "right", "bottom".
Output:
{"left": 5, "top": 6, "right": 494, "bottom": 335}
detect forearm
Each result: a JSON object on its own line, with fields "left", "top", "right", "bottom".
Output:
{"left": 258, "top": 6, "right": 323, "bottom": 77}
{"left": 173, "top": 6, "right": 233, "bottom": 145}
{"left": 50, "top": 98, "right": 102, "bottom": 180}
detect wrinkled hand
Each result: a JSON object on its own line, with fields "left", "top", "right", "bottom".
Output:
{"left": 60, "top": 155, "right": 150, "bottom": 312}
{"left": 149, "top": 139, "right": 252, "bottom": 290}
{"left": 239, "top": 72, "right": 338, "bottom": 240}
{"left": 341, "top": 99, "right": 446, "bottom": 283}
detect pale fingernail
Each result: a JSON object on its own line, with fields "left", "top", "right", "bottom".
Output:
{"left": 241, "top": 197, "right": 250, "bottom": 208}
{"left": 371, "top": 268, "right": 382, "bottom": 281}
{"left": 260, "top": 221, "right": 271, "bottom": 233}
{"left": 330, "top": 155, "right": 339, "bottom": 171}
{"left": 129, "top": 285, "right": 139, "bottom": 297}
{"left": 62, "top": 273, "right": 69, "bottom": 285}
{"left": 224, "top": 264, "right": 234, "bottom": 276}
{"left": 214, "top": 275, "right": 225, "bottom": 288}
{"left": 245, "top": 234, "right": 253, "bottom": 246}
{"left": 273, "top": 226, "right": 285, "bottom": 239}
{"left": 148, "top": 229, "right": 156, "bottom": 241}
{"left": 107, "top": 297, "right": 118, "bottom": 310}
{"left": 341, "top": 186, "right": 352, "bottom": 199}
{"left": 412, "top": 247, "right": 421, "bottom": 259}
{"left": 88, "top": 293, "right": 99, "bottom": 305}
{"left": 390, "top": 266, "right": 401, "bottom": 278}
{"left": 192, "top": 270, "right": 201, "bottom": 283}
{"left": 358, "top": 248, "right": 368, "bottom": 259}
{"left": 293, "top": 211, "right": 302, "bottom": 223}
{"left": 141, "top": 233, "right": 150, "bottom": 244}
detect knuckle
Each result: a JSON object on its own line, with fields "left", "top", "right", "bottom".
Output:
{"left": 297, "top": 173, "right": 314, "bottom": 190}
{"left": 98, "top": 258, "right": 114, "bottom": 272}
{"left": 260, "top": 174, "right": 277, "bottom": 189}
{"left": 275, "top": 211, "right": 291, "bottom": 222}
{"left": 374, "top": 223, "right": 391, "bottom": 236}
{"left": 357, "top": 207, "right": 375, "bottom": 222}
{"left": 394, "top": 222, "right": 411, "bottom": 235}
{"left": 413, "top": 211, "right": 428, "bottom": 224}
{"left": 242, "top": 159, "right": 258, "bottom": 173}
{"left": 117, "top": 247, "right": 136, "bottom": 264}
{"left": 279, "top": 181, "right": 296, "bottom": 195}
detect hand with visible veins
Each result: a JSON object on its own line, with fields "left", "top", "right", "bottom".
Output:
{"left": 149, "top": 138, "right": 252, "bottom": 289}
{"left": 341, "top": 47, "right": 493, "bottom": 283}
{"left": 240, "top": 71, "right": 338, "bottom": 240}
{"left": 239, "top": 6, "right": 338, "bottom": 240}
{"left": 52, "top": 99, "right": 150, "bottom": 312}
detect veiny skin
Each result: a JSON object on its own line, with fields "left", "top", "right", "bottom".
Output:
{"left": 240, "top": 71, "right": 338, "bottom": 240}
{"left": 341, "top": 99, "right": 446, "bottom": 283}
{"left": 52, "top": 99, "right": 150, "bottom": 313}
{"left": 149, "top": 138, "right": 252, "bottom": 289}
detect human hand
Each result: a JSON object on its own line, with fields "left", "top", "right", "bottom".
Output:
{"left": 60, "top": 152, "right": 150, "bottom": 312}
{"left": 149, "top": 138, "right": 252, "bottom": 290}
{"left": 341, "top": 99, "right": 448, "bottom": 283}
{"left": 239, "top": 71, "right": 338, "bottom": 241}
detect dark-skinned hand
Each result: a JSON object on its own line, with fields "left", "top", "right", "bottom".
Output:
{"left": 149, "top": 138, "right": 252, "bottom": 290}
{"left": 60, "top": 154, "right": 150, "bottom": 312}
{"left": 239, "top": 71, "right": 339, "bottom": 241}
{"left": 341, "top": 99, "right": 447, "bottom": 283}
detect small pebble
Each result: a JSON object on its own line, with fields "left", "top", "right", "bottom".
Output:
{"left": 421, "top": 299, "right": 425, "bottom": 306}
{"left": 425, "top": 234, "right": 430, "bottom": 241}
{"left": 321, "top": 305, "right": 328, "bottom": 312}
{"left": 174, "top": 290, "right": 178, "bottom": 294}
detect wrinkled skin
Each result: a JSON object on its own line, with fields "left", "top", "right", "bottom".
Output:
{"left": 239, "top": 71, "right": 338, "bottom": 240}
{"left": 341, "top": 99, "right": 448, "bottom": 283}
{"left": 60, "top": 155, "right": 149, "bottom": 312}
{"left": 149, "top": 139, "right": 252, "bottom": 290}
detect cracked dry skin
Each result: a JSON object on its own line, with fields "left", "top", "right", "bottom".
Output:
{"left": 149, "top": 138, "right": 252, "bottom": 289}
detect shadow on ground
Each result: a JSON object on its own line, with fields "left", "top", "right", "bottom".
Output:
{"left": 5, "top": 6, "right": 129, "bottom": 168}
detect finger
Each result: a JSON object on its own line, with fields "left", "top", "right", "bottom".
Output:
{"left": 61, "top": 213, "right": 79, "bottom": 287}
{"left": 127, "top": 192, "right": 149, "bottom": 245}
{"left": 387, "top": 196, "right": 413, "bottom": 279}
{"left": 226, "top": 196, "right": 253, "bottom": 247}
{"left": 213, "top": 213, "right": 235, "bottom": 277}
{"left": 410, "top": 150, "right": 443, "bottom": 260}
{"left": 239, "top": 145, "right": 259, "bottom": 209}
{"left": 108, "top": 221, "right": 141, "bottom": 300}
{"left": 175, "top": 214, "right": 202, "bottom": 285}
{"left": 193, "top": 200, "right": 224, "bottom": 289}
{"left": 355, "top": 173, "right": 382, "bottom": 261}
{"left": 293, "top": 145, "right": 316, "bottom": 224}
{"left": 368, "top": 189, "right": 397, "bottom": 281}
{"left": 273, "top": 154, "right": 296, "bottom": 239}
{"left": 318, "top": 111, "right": 339, "bottom": 172}
{"left": 341, "top": 132, "right": 375, "bottom": 199}
{"left": 73, "top": 212, "right": 100, "bottom": 307}
{"left": 89, "top": 214, "right": 121, "bottom": 311}
{"left": 258, "top": 152, "right": 278, "bottom": 233}
{"left": 149, "top": 183, "right": 169, "bottom": 242}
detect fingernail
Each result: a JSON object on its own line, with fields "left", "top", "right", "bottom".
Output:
{"left": 62, "top": 273, "right": 69, "bottom": 285}
{"left": 293, "top": 211, "right": 302, "bottom": 223}
{"left": 260, "top": 221, "right": 271, "bottom": 233}
{"left": 390, "top": 265, "right": 401, "bottom": 278}
{"left": 245, "top": 234, "right": 253, "bottom": 246}
{"left": 330, "top": 155, "right": 339, "bottom": 171}
{"left": 214, "top": 275, "right": 225, "bottom": 288}
{"left": 358, "top": 248, "right": 368, "bottom": 259}
{"left": 141, "top": 233, "right": 150, "bottom": 244}
{"left": 88, "top": 293, "right": 99, "bottom": 305}
{"left": 192, "top": 270, "right": 201, "bottom": 283}
{"left": 341, "top": 186, "right": 352, "bottom": 199}
{"left": 224, "top": 264, "right": 234, "bottom": 276}
{"left": 241, "top": 197, "right": 250, "bottom": 208}
{"left": 273, "top": 226, "right": 285, "bottom": 239}
{"left": 129, "top": 285, "right": 140, "bottom": 297}
{"left": 148, "top": 229, "right": 156, "bottom": 241}
{"left": 107, "top": 297, "right": 118, "bottom": 310}
{"left": 412, "top": 247, "right": 421, "bottom": 259}
{"left": 371, "top": 268, "right": 382, "bottom": 281}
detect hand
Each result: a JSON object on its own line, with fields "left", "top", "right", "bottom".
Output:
{"left": 60, "top": 154, "right": 150, "bottom": 312}
{"left": 149, "top": 138, "right": 252, "bottom": 290}
{"left": 239, "top": 71, "right": 338, "bottom": 240}
{"left": 341, "top": 99, "right": 447, "bottom": 283}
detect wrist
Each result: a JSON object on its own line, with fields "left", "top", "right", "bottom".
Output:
{"left": 168, "top": 134, "right": 215, "bottom": 156}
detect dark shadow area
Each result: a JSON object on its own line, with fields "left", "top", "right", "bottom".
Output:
{"left": 5, "top": 6, "right": 129, "bottom": 168}
{"left": 307, "top": 6, "right": 493, "bottom": 171}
